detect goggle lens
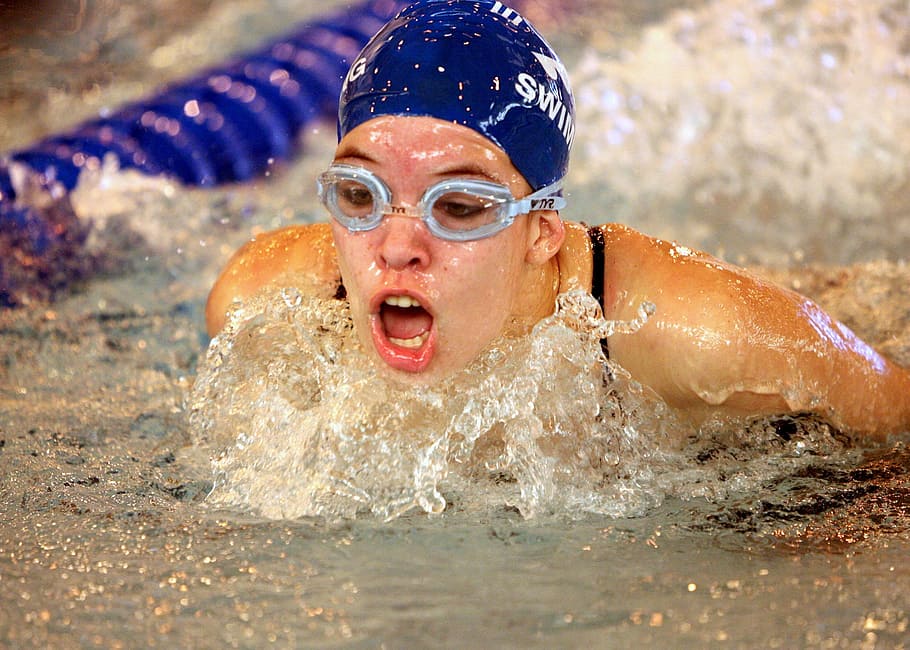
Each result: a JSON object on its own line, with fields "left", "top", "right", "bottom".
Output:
{"left": 426, "top": 188, "right": 504, "bottom": 232}
{"left": 334, "top": 179, "right": 377, "bottom": 223}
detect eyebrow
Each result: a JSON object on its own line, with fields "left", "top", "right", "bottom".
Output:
{"left": 333, "top": 144, "right": 377, "bottom": 164}
{"left": 435, "top": 162, "right": 505, "bottom": 184}
{"left": 333, "top": 147, "right": 508, "bottom": 185}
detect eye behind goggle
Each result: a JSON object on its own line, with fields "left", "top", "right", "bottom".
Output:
{"left": 421, "top": 179, "right": 514, "bottom": 239}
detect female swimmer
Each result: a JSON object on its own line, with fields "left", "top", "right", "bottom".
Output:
{"left": 206, "top": 0, "right": 910, "bottom": 437}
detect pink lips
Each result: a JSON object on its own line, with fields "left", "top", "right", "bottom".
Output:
{"left": 369, "top": 290, "right": 436, "bottom": 373}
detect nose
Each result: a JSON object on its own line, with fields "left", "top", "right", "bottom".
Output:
{"left": 376, "top": 214, "right": 431, "bottom": 270}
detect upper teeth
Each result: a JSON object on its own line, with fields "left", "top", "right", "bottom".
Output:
{"left": 384, "top": 295, "right": 421, "bottom": 308}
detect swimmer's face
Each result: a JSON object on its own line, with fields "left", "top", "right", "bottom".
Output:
{"left": 329, "top": 115, "right": 565, "bottom": 383}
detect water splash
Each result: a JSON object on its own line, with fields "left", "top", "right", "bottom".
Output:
{"left": 570, "top": 0, "right": 910, "bottom": 263}
{"left": 190, "top": 288, "right": 846, "bottom": 521}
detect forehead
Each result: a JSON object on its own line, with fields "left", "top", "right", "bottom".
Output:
{"left": 334, "top": 115, "right": 529, "bottom": 188}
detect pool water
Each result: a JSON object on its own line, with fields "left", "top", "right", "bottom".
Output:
{"left": 2, "top": 0, "right": 910, "bottom": 647}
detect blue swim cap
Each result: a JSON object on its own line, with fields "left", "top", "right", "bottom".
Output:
{"left": 338, "top": 0, "right": 574, "bottom": 191}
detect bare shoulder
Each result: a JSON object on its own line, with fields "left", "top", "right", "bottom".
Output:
{"left": 205, "top": 223, "right": 341, "bottom": 336}
{"left": 582, "top": 223, "right": 910, "bottom": 435}
{"left": 593, "top": 223, "right": 790, "bottom": 321}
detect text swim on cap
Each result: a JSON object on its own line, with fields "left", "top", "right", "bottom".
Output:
{"left": 338, "top": 0, "right": 574, "bottom": 191}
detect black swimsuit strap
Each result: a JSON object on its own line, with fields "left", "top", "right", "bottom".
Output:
{"left": 586, "top": 225, "right": 610, "bottom": 360}
{"left": 587, "top": 226, "right": 606, "bottom": 311}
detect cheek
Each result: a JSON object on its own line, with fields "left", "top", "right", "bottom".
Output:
{"left": 332, "top": 228, "right": 377, "bottom": 284}
{"left": 331, "top": 232, "right": 377, "bottom": 328}
{"left": 439, "top": 247, "right": 496, "bottom": 295}
{"left": 442, "top": 241, "right": 525, "bottom": 310}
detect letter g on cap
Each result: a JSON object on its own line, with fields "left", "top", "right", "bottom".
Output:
{"left": 347, "top": 58, "right": 368, "bottom": 85}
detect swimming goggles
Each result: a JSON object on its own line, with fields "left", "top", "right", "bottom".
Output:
{"left": 317, "top": 163, "right": 566, "bottom": 242}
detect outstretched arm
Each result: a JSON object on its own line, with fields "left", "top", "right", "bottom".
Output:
{"left": 205, "top": 223, "right": 341, "bottom": 336}
{"left": 598, "top": 224, "right": 910, "bottom": 438}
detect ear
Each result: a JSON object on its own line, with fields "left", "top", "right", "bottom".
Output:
{"left": 525, "top": 210, "right": 565, "bottom": 265}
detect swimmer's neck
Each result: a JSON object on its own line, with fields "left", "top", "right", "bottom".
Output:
{"left": 556, "top": 222, "right": 595, "bottom": 296}
{"left": 511, "top": 222, "right": 594, "bottom": 333}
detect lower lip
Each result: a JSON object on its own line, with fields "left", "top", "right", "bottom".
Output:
{"left": 370, "top": 317, "right": 435, "bottom": 373}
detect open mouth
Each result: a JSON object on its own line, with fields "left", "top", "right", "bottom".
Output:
{"left": 371, "top": 293, "right": 436, "bottom": 372}
{"left": 381, "top": 295, "right": 432, "bottom": 348}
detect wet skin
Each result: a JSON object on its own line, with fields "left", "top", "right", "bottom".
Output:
{"left": 206, "top": 116, "right": 910, "bottom": 438}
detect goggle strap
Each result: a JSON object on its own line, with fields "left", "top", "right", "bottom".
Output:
{"left": 509, "top": 179, "right": 567, "bottom": 216}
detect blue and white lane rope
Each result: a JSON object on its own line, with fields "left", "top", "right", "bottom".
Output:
{"left": 0, "top": 0, "right": 414, "bottom": 305}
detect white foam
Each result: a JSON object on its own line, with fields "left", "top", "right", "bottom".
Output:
{"left": 190, "top": 288, "right": 844, "bottom": 521}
